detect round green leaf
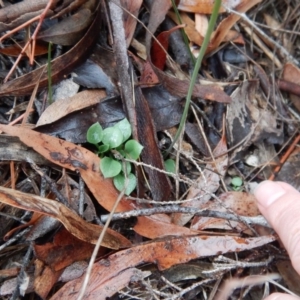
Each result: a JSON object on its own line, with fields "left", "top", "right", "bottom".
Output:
{"left": 102, "top": 127, "right": 123, "bottom": 148}
{"left": 86, "top": 122, "right": 103, "bottom": 144}
{"left": 100, "top": 157, "right": 121, "bottom": 178}
{"left": 97, "top": 144, "right": 109, "bottom": 155}
{"left": 164, "top": 159, "right": 176, "bottom": 174}
{"left": 124, "top": 140, "right": 143, "bottom": 160}
{"left": 114, "top": 118, "right": 132, "bottom": 142}
{"left": 231, "top": 177, "right": 243, "bottom": 187}
{"left": 113, "top": 173, "right": 137, "bottom": 195}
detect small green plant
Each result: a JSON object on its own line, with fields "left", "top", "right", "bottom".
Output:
{"left": 231, "top": 176, "right": 243, "bottom": 191}
{"left": 86, "top": 118, "right": 143, "bottom": 195}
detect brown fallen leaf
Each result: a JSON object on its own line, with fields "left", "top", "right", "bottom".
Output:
{"left": 134, "top": 214, "right": 200, "bottom": 239}
{"left": 38, "top": 8, "right": 95, "bottom": 46}
{"left": 0, "top": 185, "right": 131, "bottom": 249}
{"left": 34, "top": 259, "right": 63, "bottom": 300}
{"left": 0, "top": 124, "right": 131, "bottom": 214}
{"left": 36, "top": 89, "right": 106, "bottom": 126}
{"left": 0, "top": 41, "right": 49, "bottom": 57}
{"left": 0, "top": 2, "right": 100, "bottom": 96}
{"left": 191, "top": 191, "right": 260, "bottom": 233}
{"left": 168, "top": 11, "right": 204, "bottom": 46}
{"left": 50, "top": 234, "right": 275, "bottom": 299}
{"left": 34, "top": 229, "right": 101, "bottom": 272}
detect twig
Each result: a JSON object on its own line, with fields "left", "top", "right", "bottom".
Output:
{"left": 170, "top": 278, "right": 214, "bottom": 300}
{"left": 77, "top": 178, "right": 129, "bottom": 300}
{"left": 268, "top": 134, "right": 300, "bottom": 181}
{"left": 100, "top": 205, "right": 270, "bottom": 228}
{"left": 10, "top": 243, "right": 33, "bottom": 300}
{"left": 3, "top": 0, "right": 55, "bottom": 81}
{"left": 224, "top": 5, "right": 300, "bottom": 67}
{"left": 0, "top": 228, "right": 31, "bottom": 252}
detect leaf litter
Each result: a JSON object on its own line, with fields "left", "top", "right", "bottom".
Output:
{"left": 0, "top": 0, "right": 299, "bottom": 299}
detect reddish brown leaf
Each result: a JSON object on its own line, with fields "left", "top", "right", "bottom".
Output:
{"left": 50, "top": 234, "right": 275, "bottom": 299}
{"left": 134, "top": 214, "right": 200, "bottom": 239}
{"left": 0, "top": 41, "right": 49, "bottom": 57}
{"left": 34, "top": 260, "right": 62, "bottom": 300}
{"left": 34, "top": 229, "right": 99, "bottom": 271}
{"left": 151, "top": 24, "right": 185, "bottom": 70}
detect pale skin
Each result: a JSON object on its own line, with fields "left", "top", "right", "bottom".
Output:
{"left": 254, "top": 181, "right": 300, "bottom": 300}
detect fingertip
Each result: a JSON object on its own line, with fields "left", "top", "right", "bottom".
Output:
{"left": 254, "top": 181, "right": 287, "bottom": 208}
{"left": 254, "top": 180, "right": 300, "bottom": 275}
{"left": 263, "top": 293, "right": 300, "bottom": 300}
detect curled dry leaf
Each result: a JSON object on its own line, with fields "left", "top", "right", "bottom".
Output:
{"left": 50, "top": 234, "right": 275, "bottom": 299}
{"left": 0, "top": 185, "right": 131, "bottom": 249}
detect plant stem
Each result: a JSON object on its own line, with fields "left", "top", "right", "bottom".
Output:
{"left": 165, "top": 0, "right": 222, "bottom": 154}
{"left": 47, "top": 42, "right": 53, "bottom": 104}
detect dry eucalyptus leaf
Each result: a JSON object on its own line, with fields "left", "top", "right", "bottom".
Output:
{"left": 0, "top": 185, "right": 131, "bottom": 249}
{"left": 38, "top": 8, "right": 95, "bottom": 46}
{"left": 50, "top": 234, "right": 275, "bottom": 299}
{"left": 36, "top": 89, "right": 106, "bottom": 126}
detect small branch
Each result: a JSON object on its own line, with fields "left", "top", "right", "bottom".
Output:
{"left": 100, "top": 206, "right": 270, "bottom": 228}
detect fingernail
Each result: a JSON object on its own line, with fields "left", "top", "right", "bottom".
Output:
{"left": 254, "top": 181, "right": 286, "bottom": 208}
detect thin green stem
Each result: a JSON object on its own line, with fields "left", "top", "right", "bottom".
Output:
{"left": 165, "top": 0, "right": 222, "bottom": 155}
{"left": 47, "top": 42, "right": 53, "bottom": 104}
